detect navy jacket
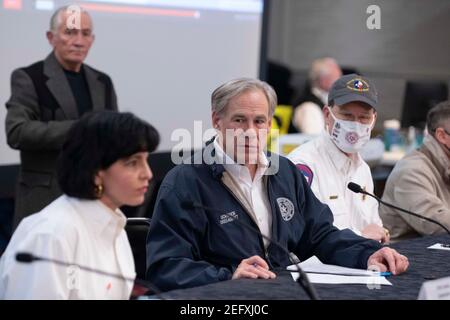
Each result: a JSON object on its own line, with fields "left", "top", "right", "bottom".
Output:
{"left": 146, "top": 151, "right": 381, "bottom": 292}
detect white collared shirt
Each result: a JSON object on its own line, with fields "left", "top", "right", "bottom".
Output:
{"left": 311, "top": 86, "right": 329, "bottom": 105}
{"left": 0, "top": 195, "right": 135, "bottom": 300}
{"left": 288, "top": 132, "right": 382, "bottom": 234}
{"left": 214, "top": 139, "right": 272, "bottom": 246}
{"left": 292, "top": 87, "right": 327, "bottom": 135}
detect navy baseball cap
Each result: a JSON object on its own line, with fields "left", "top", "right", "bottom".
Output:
{"left": 328, "top": 74, "right": 378, "bottom": 110}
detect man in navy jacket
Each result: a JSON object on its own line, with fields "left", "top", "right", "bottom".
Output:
{"left": 146, "top": 78, "right": 409, "bottom": 292}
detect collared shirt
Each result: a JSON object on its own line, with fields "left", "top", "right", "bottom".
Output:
{"left": 288, "top": 132, "right": 382, "bottom": 234}
{"left": 422, "top": 134, "right": 450, "bottom": 181}
{"left": 0, "top": 195, "right": 135, "bottom": 300}
{"left": 292, "top": 87, "right": 327, "bottom": 135}
{"left": 213, "top": 138, "right": 272, "bottom": 247}
{"left": 311, "top": 86, "right": 329, "bottom": 105}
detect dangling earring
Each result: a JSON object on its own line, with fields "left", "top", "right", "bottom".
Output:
{"left": 94, "top": 184, "right": 103, "bottom": 198}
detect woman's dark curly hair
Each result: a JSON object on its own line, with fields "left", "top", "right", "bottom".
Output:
{"left": 57, "top": 111, "right": 159, "bottom": 199}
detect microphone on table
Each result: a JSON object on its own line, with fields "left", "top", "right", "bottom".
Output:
{"left": 347, "top": 182, "right": 450, "bottom": 235}
{"left": 180, "top": 201, "right": 320, "bottom": 300}
{"left": 15, "top": 252, "right": 163, "bottom": 297}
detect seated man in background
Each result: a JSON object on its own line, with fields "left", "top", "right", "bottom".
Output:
{"left": 0, "top": 111, "right": 159, "bottom": 299}
{"left": 289, "top": 57, "right": 342, "bottom": 134}
{"left": 5, "top": 5, "right": 118, "bottom": 228}
{"left": 288, "top": 74, "right": 389, "bottom": 243}
{"left": 381, "top": 101, "right": 450, "bottom": 240}
{"left": 146, "top": 78, "right": 408, "bottom": 292}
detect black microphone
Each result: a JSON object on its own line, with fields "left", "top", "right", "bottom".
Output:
{"left": 15, "top": 252, "right": 163, "bottom": 297}
{"left": 181, "top": 201, "right": 320, "bottom": 300}
{"left": 347, "top": 182, "right": 450, "bottom": 235}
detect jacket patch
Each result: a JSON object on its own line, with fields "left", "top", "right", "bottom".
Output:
{"left": 277, "top": 197, "right": 294, "bottom": 221}
{"left": 295, "top": 164, "right": 314, "bottom": 186}
{"left": 219, "top": 211, "right": 238, "bottom": 225}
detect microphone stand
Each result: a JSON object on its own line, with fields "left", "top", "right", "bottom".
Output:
{"left": 16, "top": 252, "right": 164, "bottom": 298}
{"left": 347, "top": 182, "right": 450, "bottom": 235}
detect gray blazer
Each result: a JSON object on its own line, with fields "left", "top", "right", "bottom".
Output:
{"left": 5, "top": 52, "right": 118, "bottom": 227}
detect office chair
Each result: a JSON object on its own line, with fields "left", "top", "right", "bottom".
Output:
{"left": 267, "top": 60, "right": 294, "bottom": 105}
{"left": 125, "top": 217, "right": 151, "bottom": 280}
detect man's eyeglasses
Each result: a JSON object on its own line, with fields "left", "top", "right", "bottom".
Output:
{"left": 334, "top": 111, "right": 374, "bottom": 125}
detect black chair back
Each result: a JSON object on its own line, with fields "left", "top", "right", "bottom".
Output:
{"left": 125, "top": 217, "right": 151, "bottom": 280}
{"left": 401, "top": 81, "right": 448, "bottom": 130}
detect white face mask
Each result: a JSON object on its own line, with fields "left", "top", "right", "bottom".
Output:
{"left": 328, "top": 107, "right": 374, "bottom": 154}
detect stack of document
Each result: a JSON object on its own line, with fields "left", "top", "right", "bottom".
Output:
{"left": 287, "top": 256, "right": 392, "bottom": 285}
{"left": 427, "top": 243, "right": 450, "bottom": 251}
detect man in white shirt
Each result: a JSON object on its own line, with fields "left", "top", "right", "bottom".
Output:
{"left": 146, "top": 78, "right": 408, "bottom": 292}
{"left": 288, "top": 74, "right": 389, "bottom": 243}
{"left": 290, "top": 58, "right": 342, "bottom": 134}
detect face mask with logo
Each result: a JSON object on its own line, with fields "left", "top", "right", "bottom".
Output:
{"left": 328, "top": 107, "right": 374, "bottom": 154}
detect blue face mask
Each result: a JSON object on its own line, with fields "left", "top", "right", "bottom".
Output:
{"left": 328, "top": 107, "right": 374, "bottom": 154}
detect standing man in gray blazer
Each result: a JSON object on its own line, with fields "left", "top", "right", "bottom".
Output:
{"left": 5, "top": 5, "right": 118, "bottom": 227}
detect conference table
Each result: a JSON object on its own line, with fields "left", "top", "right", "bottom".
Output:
{"left": 155, "top": 235, "right": 450, "bottom": 300}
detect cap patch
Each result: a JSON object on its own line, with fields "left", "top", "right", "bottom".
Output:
{"left": 346, "top": 78, "right": 369, "bottom": 92}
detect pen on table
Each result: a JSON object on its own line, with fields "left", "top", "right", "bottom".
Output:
{"left": 289, "top": 271, "right": 393, "bottom": 277}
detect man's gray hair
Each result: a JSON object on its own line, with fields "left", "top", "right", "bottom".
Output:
{"left": 49, "top": 5, "right": 91, "bottom": 32}
{"left": 211, "top": 78, "right": 277, "bottom": 117}
{"left": 427, "top": 100, "right": 450, "bottom": 134}
{"left": 309, "top": 57, "right": 339, "bottom": 86}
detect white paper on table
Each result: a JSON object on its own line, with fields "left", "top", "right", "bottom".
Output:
{"left": 427, "top": 243, "right": 450, "bottom": 251}
{"left": 287, "top": 256, "right": 381, "bottom": 276}
{"left": 290, "top": 272, "right": 392, "bottom": 286}
{"left": 418, "top": 276, "right": 450, "bottom": 300}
